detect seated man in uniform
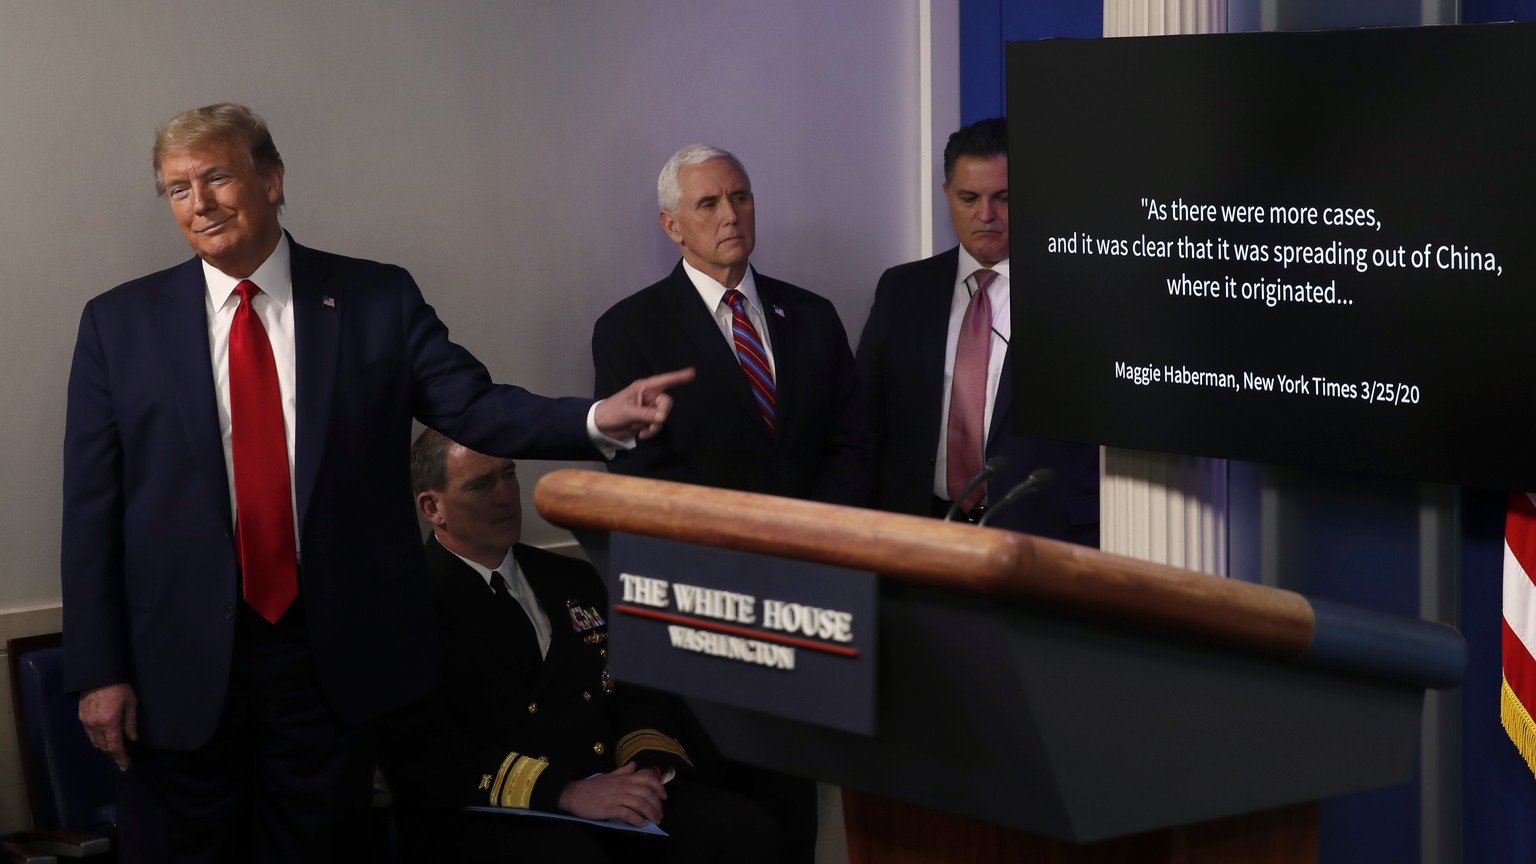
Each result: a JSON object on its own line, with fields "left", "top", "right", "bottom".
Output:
{"left": 379, "top": 428, "right": 776, "bottom": 863}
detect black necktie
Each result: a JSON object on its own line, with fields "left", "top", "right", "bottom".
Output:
{"left": 490, "top": 571, "right": 542, "bottom": 668}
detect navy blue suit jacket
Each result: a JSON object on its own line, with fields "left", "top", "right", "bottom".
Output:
{"left": 591, "top": 261, "right": 870, "bottom": 506}
{"left": 856, "top": 247, "right": 1100, "bottom": 545}
{"left": 62, "top": 235, "right": 597, "bottom": 749}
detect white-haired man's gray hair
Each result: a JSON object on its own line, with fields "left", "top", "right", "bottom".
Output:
{"left": 657, "top": 144, "right": 750, "bottom": 213}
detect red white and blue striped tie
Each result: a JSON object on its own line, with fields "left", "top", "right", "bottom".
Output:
{"left": 724, "top": 289, "right": 776, "bottom": 432}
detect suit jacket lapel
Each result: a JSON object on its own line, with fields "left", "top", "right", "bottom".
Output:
{"left": 429, "top": 537, "right": 531, "bottom": 683}
{"left": 917, "top": 249, "right": 961, "bottom": 453}
{"left": 289, "top": 236, "right": 340, "bottom": 535}
{"left": 757, "top": 272, "right": 792, "bottom": 436}
{"left": 155, "top": 258, "right": 233, "bottom": 531}
{"left": 517, "top": 547, "right": 579, "bottom": 692}
{"left": 665, "top": 264, "right": 766, "bottom": 434}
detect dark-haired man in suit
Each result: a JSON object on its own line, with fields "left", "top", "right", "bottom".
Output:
{"left": 62, "top": 102, "right": 690, "bottom": 863}
{"left": 856, "top": 118, "right": 1099, "bottom": 545}
{"left": 380, "top": 429, "right": 775, "bottom": 863}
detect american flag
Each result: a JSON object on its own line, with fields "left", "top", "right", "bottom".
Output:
{"left": 1503, "top": 491, "right": 1536, "bottom": 776}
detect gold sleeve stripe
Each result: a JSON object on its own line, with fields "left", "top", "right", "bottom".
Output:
{"left": 616, "top": 729, "right": 691, "bottom": 767}
{"left": 487, "top": 751, "right": 521, "bottom": 806}
{"left": 499, "top": 756, "right": 547, "bottom": 808}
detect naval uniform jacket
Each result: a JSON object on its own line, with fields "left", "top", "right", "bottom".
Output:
{"left": 380, "top": 536, "right": 691, "bottom": 813}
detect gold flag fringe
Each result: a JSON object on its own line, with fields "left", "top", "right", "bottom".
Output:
{"left": 1501, "top": 674, "right": 1536, "bottom": 778}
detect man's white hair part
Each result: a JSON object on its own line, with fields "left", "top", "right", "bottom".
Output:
{"left": 657, "top": 144, "right": 749, "bottom": 213}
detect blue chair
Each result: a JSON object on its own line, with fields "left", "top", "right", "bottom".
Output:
{"left": 6, "top": 633, "right": 113, "bottom": 859}
{"left": 4, "top": 633, "right": 399, "bottom": 861}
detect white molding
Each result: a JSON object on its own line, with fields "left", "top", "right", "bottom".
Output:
{"left": 1099, "top": 0, "right": 1227, "bottom": 575}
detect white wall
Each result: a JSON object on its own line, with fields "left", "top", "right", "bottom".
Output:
{"left": 0, "top": 0, "right": 924, "bottom": 608}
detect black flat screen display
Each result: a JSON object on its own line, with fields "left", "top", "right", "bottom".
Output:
{"left": 1007, "top": 23, "right": 1536, "bottom": 489}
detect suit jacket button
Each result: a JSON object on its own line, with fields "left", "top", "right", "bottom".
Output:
{"left": 224, "top": 606, "right": 235, "bottom": 619}
{"left": 527, "top": 703, "right": 538, "bottom": 714}
{"left": 593, "top": 742, "right": 605, "bottom": 756}
{"left": 582, "top": 691, "right": 592, "bottom": 701}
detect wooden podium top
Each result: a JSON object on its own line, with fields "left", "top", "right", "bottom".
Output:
{"left": 535, "top": 468, "right": 1313, "bottom": 659}
{"left": 538, "top": 469, "right": 1465, "bottom": 689}
{"left": 538, "top": 469, "right": 1466, "bottom": 856}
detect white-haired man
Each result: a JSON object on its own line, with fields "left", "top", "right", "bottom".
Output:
{"left": 590, "top": 144, "right": 871, "bottom": 862}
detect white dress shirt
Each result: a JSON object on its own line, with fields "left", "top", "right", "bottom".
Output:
{"left": 204, "top": 235, "right": 300, "bottom": 541}
{"left": 932, "top": 248, "right": 1011, "bottom": 499}
{"left": 680, "top": 259, "right": 777, "bottom": 379}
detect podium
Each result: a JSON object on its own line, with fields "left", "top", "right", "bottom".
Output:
{"left": 535, "top": 469, "right": 1466, "bottom": 864}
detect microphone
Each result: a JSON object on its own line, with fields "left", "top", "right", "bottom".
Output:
{"left": 977, "top": 467, "right": 1056, "bottom": 527}
{"left": 944, "top": 457, "right": 1010, "bottom": 522}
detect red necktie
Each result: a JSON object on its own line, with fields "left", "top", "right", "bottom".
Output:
{"left": 723, "top": 289, "right": 776, "bottom": 432}
{"left": 230, "top": 280, "right": 298, "bottom": 623}
{"left": 946, "top": 269, "right": 998, "bottom": 512}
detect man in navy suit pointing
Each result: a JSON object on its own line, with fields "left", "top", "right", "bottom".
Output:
{"left": 62, "top": 102, "right": 690, "bottom": 863}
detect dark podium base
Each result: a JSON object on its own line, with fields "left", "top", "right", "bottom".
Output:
{"left": 537, "top": 472, "right": 1455, "bottom": 864}
{"left": 842, "top": 791, "right": 1318, "bottom": 864}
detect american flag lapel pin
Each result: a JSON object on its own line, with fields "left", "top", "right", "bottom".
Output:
{"left": 773, "top": 305, "right": 785, "bottom": 318}
{"left": 322, "top": 295, "right": 336, "bottom": 308}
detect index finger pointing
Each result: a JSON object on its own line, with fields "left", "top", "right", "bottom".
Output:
{"left": 640, "top": 367, "right": 696, "bottom": 396}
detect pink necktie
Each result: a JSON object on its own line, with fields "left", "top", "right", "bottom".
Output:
{"left": 724, "top": 289, "right": 776, "bottom": 432}
{"left": 230, "top": 280, "right": 298, "bottom": 623}
{"left": 946, "top": 269, "right": 998, "bottom": 512}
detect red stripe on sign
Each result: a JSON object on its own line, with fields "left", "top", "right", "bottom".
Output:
{"left": 614, "top": 603, "right": 860, "bottom": 658}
